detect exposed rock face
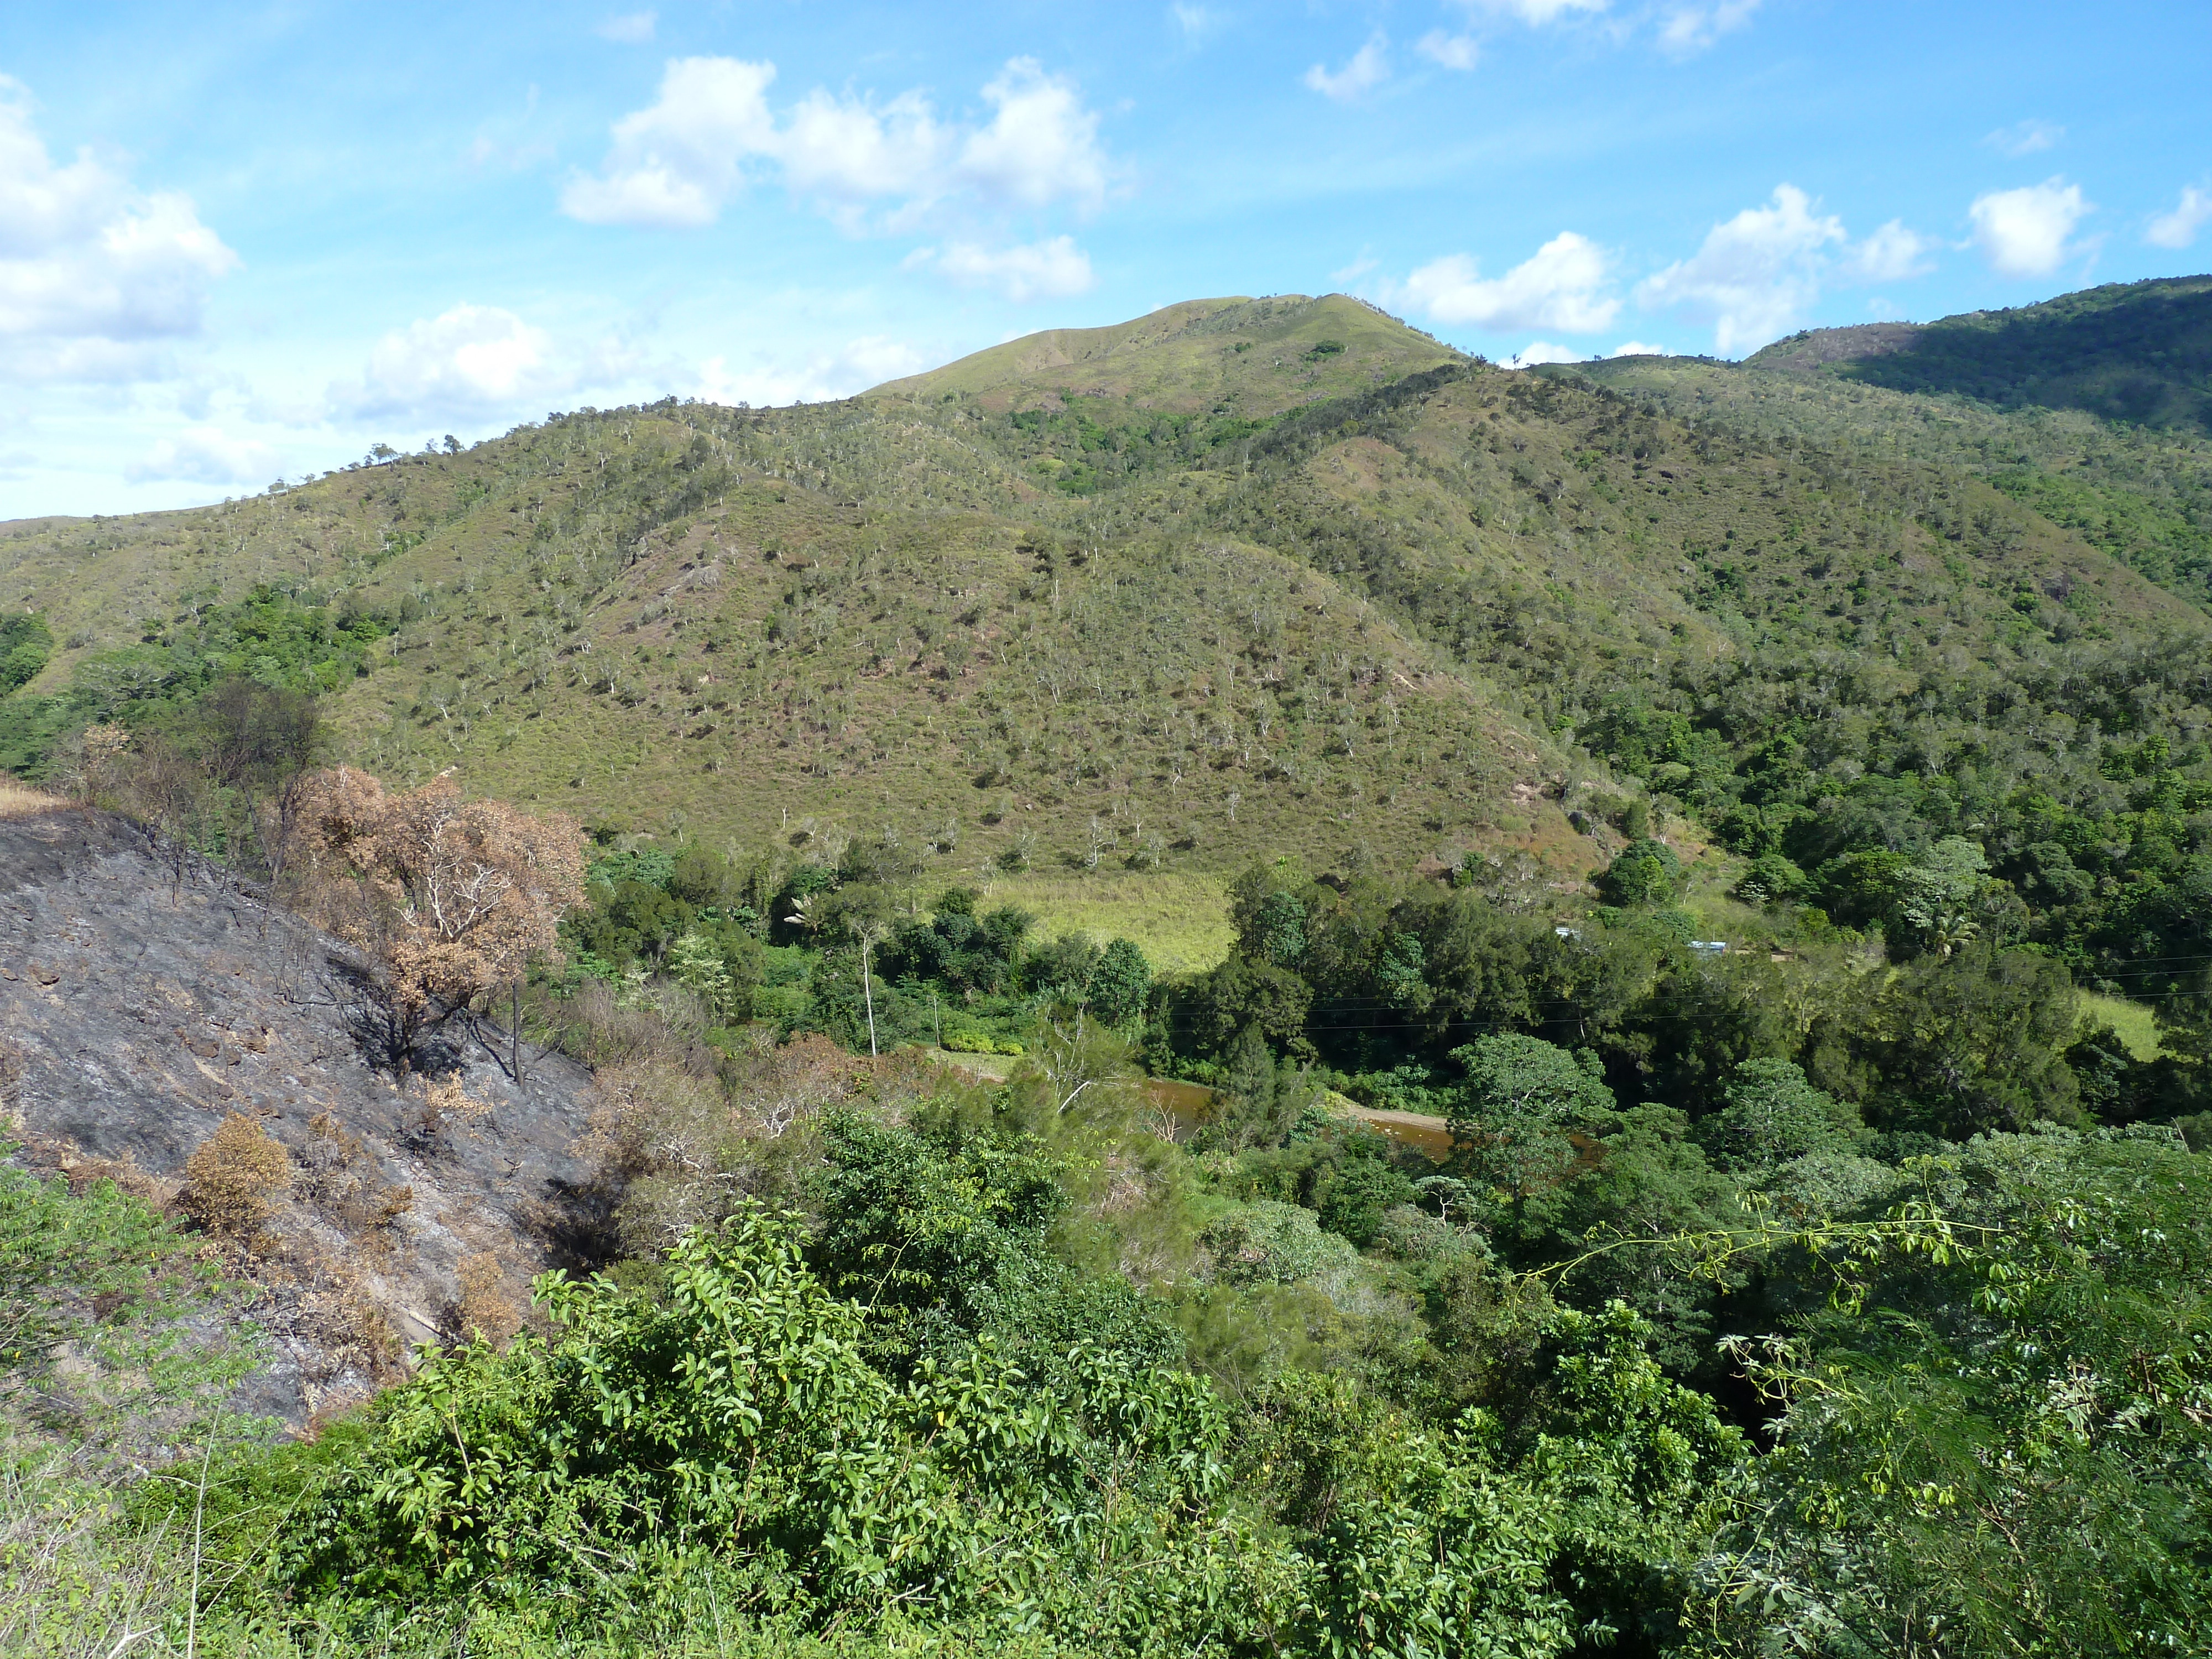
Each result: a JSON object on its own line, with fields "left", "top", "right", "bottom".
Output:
{"left": 0, "top": 803, "right": 601, "bottom": 1422}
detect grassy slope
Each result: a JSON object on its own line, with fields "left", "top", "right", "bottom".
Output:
{"left": 3, "top": 286, "right": 2204, "bottom": 894}
{"left": 0, "top": 299, "right": 1563, "bottom": 879}
{"left": 871, "top": 292, "right": 1463, "bottom": 415}
{"left": 2079, "top": 990, "right": 2164, "bottom": 1060}
{"left": 1571, "top": 348, "right": 2212, "bottom": 617}
{"left": 982, "top": 869, "right": 1234, "bottom": 973}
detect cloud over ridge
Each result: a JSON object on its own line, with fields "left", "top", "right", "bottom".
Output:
{"left": 1637, "top": 183, "right": 1844, "bottom": 354}
{"left": 330, "top": 304, "right": 583, "bottom": 422}
{"left": 1397, "top": 232, "right": 1619, "bottom": 332}
{"left": 561, "top": 55, "right": 1110, "bottom": 231}
{"left": 1969, "top": 178, "right": 2093, "bottom": 278}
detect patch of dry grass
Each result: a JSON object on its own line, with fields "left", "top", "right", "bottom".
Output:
{"left": 0, "top": 779, "right": 62, "bottom": 819}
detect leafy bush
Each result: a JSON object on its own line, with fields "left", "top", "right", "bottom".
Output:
{"left": 286, "top": 1204, "right": 1237, "bottom": 1634}
{"left": 1204, "top": 1199, "right": 1358, "bottom": 1286}
{"left": 1699, "top": 1126, "right": 2212, "bottom": 1655}
{"left": 0, "top": 612, "right": 52, "bottom": 695}
{"left": 1694, "top": 1057, "right": 1864, "bottom": 1172}
{"left": 1, "top": 1148, "right": 208, "bottom": 1380}
{"left": 1597, "top": 837, "right": 1683, "bottom": 905}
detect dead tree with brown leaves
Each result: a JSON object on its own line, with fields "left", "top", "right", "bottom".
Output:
{"left": 293, "top": 768, "right": 586, "bottom": 1074}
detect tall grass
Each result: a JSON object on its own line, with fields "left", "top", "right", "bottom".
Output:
{"left": 0, "top": 779, "right": 61, "bottom": 819}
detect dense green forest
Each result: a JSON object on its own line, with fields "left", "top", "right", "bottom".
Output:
{"left": 6, "top": 284, "right": 2212, "bottom": 1655}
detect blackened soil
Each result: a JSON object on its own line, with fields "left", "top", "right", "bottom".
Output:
{"left": 1, "top": 804, "right": 603, "bottom": 1422}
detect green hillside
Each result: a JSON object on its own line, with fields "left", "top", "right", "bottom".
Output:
{"left": 4, "top": 286, "right": 2210, "bottom": 990}
{"left": 1749, "top": 274, "right": 2212, "bottom": 432}
{"left": 872, "top": 291, "right": 1464, "bottom": 414}
{"left": 0, "top": 297, "right": 1565, "bottom": 880}
{"left": 1573, "top": 336, "right": 2212, "bottom": 617}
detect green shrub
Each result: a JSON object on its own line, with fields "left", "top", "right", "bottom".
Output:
{"left": 1204, "top": 1199, "right": 1358, "bottom": 1286}
{"left": 1597, "top": 837, "right": 1683, "bottom": 905}
{"left": 285, "top": 1204, "right": 1238, "bottom": 1634}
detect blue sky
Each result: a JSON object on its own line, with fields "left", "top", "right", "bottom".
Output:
{"left": 3, "top": 0, "right": 2208, "bottom": 516}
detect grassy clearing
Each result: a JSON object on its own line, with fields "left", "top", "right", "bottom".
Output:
{"left": 980, "top": 869, "right": 1233, "bottom": 973}
{"left": 2079, "top": 990, "right": 2164, "bottom": 1059}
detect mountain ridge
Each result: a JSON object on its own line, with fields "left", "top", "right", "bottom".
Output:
{"left": 1745, "top": 273, "right": 2212, "bottom": 433}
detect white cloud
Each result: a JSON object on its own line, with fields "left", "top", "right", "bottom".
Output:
{"left": 335, "top": 304, "right": 570, "bottom": 420}
{"left": 1504, "top": 341, "right": 1585, "bottom": 368}
{"left": 596, "top": 11, "right": 655, "bottom": 43}
{"left": 123, "top": 423, "right": 276, "bottom": 485}
{"left": 1657, "top": 0, "right": 1760, "bottom": 54}
{"left": 1983, "top": 119, "right": 2063, "bottom": 158}
{"left": 1451, "top": 0, "right": 1760, "bottom": 55}
{"left": 1841, "top": 218, "right": 1938, "bottom": 283}
{"left": 782, "top": 88, "right": 950, "bottom": 208}
{"left": 1418, "top": 31, "right": 1481, "bottom": 69}
{"left": 1636, "top": 184, "right": 1845, "bottom": 354}
{"left": 2147, "top": 184, "right": 2212, "bottom": 250}
{"left": 560, "top": 57, "right": 778, "bottom": 228}
{"left": 1467, "top": 0, "right": 1608, "bottom": 23}
{"left": 562, "top": 55, "right": 1109, "bottom": 232}
{"left": 1398, "top": 231, "right": 1619, "bottom": 332}
{"left": 696, "top": 335, "right": 929, "bottom": 406}
{"left": 1608, "top": 340, "right": 1668, "bottom": 357}
{"left": 907, "top": 236, "right": 1094, "bottom": 302}
{"left": 1304, "top": 36, "right": 1390, "bottom": 101}
{"left": 1968, "top": 177, "right": 2092, "bottom": 277}
{"left": 957, "top": 60, "right": 1108, "bottom": 213}
{"left": 1170, "top": 4, "right": 1223, "bottom": 43}
{"left": 0, "top": 79, "right": 238, "bottom": 382}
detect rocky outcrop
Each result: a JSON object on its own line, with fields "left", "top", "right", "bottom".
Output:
{"left": 0, "top": 803, "right": 601, "bottom": 1422}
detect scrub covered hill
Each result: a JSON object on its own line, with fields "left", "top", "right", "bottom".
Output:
{"left": 1749, "top": 273, "right": 2212, "bottom": 434}
{"left": 1127, "top": 358, "right": 2212, "bottom": 993}
{"left": 1624, "top": 276, "right": 2212, "bottom": 617}
{"left": 871, "top": 289, "right": 1462, "bottom": 415}
{"left": 2, "top": 285, "right": 2210, "bottom": 993}
{"left": 0, "top": 296, "right": 1575, "bottom": 880}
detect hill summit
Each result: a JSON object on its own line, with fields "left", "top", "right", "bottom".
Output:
{"left": 872, "top": 292, "right": 1464, "bottom": 414}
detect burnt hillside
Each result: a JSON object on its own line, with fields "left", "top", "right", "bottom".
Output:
{"left": 0, "top": 801, "right": 600, "bottom": 1421}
